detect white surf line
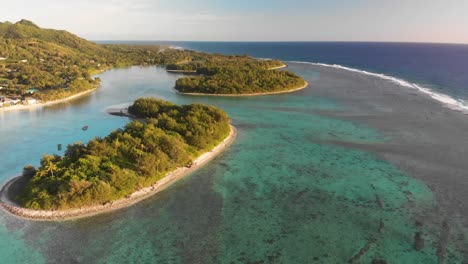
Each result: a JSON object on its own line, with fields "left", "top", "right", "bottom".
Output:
{"left": 289, "top": 61, "right": 468, "bottom": 114}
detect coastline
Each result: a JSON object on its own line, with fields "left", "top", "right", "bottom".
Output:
{"left": 0, "top": 125, "right": 237, "bottom": 221}
{"left": 177, "top": 81, "right": 308, "bottom": 97}
{"left": 167, "top": 63, "right": 286, "bottom": 73}
{"left": 166, "top": 69, "right": 197, "bottom": 73}
{"left": 0, "top": 87, "right": 98, "bottom": 113}
{"left": 0, "top": 66, "right": 113, "bottom": 113}
{"left": 268, "top": 64, "right": 287, "bottom": 70}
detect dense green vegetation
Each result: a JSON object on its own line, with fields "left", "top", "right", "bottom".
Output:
{"left": 166, "top": 54, "right": 284, "bottom": 72}
{"left": 170, "top": 54, "right": 306, "bottom": 94}
{"left": 18, "top": 98, "right": 231, "bottom": 210}
{"left": 0, "top": 20, "right": 193, "bottom": 101}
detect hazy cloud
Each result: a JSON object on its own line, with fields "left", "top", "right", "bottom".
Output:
{"left": 1, "top": 0, "right": 467, "bottom": 43}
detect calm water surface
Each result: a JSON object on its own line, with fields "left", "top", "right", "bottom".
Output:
{"left": 0, "top": 65, "right": 464, "bottom": 263}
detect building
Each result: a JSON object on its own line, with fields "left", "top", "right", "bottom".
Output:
{"left": 0, "top": 57, "right": 5, "bottom": 60}
{"left": 27, "top": 88, "right": 39, "bottom": 94}
{"left": 24, "top": 97, "right": 37, "bottom": 105}
{"left": 20, "top": 59, "right": 28, "bottom": 63}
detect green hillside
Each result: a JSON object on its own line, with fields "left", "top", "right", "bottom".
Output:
{"left": 0, "top": 20, "right": 190, "bottom": 101}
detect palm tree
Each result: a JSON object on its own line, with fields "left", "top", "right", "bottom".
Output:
{"left": 37, "top": 155, "right": 57, "bottom": 177}
{"left": 42, "top": 159, "right": 58, "bottom": 177}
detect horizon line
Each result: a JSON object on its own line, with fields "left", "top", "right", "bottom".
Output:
{"left": 91, "top": 40, "right": 468, "bottom": 46}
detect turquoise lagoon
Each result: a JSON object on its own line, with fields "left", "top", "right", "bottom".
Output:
{"left": 0, "top": 65, "right": 463, "bottom": 263}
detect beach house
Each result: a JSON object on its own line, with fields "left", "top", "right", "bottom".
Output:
{"left": 24, "top": 97, "right": 37, "bottom": 105}
{"left": 27, "top": 88, "right": 39, "bottom": 94}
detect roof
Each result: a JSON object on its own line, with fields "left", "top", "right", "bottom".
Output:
{"left": 27, "top": 88, "right": 39, "bottom": 93}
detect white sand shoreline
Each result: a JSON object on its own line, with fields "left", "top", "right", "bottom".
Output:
{"left": 166, "top": 69, "right": 197, "bottom": 73}
{"left": 167, "top": 63, "right": 286, "bottom": 73}
{"left": 0, "top": 125, "right": 236, "bottom": 221}
{"left": 268, "top": 64, "right": 287, "bottom": 70}
{"left": 0, "top": 88, "right": 97, "bottom": 112}
{"left": 177, "top": 81, "right": 308, "bottom": 97}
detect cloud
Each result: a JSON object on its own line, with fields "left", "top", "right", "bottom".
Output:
{"left": 1, "top": 0, "right": 467, "bottom": 42}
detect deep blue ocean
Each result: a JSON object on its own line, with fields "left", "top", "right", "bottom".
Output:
{"left": 102, "top": 41, "right": 468, "bottom": 108}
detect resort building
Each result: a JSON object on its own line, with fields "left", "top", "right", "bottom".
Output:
{"left": 24, "top": 97, "right": 37, "bottom": 105}
{"left": 27, "top": 88, "right": 39, "bottom": 94}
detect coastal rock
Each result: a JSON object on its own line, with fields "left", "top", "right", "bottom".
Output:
{"left": 371, "top": 259, "right": 387, "bottom": 264}
{"left": 414, "top": 232, "right": 424, "bottom": 251}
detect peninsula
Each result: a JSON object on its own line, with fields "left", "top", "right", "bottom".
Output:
{"left": 0, "top": 98, "right": 236, "bottom": 220}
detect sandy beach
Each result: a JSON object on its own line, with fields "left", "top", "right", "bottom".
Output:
{"left": 0, "top": 88, "right": 97, "bottom": 112}
{"left": 0, "top": 125, "right": 236, "bottom": 221}
{"left": 167, "top": 63, "right": 286, "bottom": 73}
{"left": 268, "top": 64, "right": 287, "bottom": 70}
{"left": 177, "top": 81, "right": 308, "bottom": 97}
{"left": 166, "top": 69, "right": 197, "bottom": 73}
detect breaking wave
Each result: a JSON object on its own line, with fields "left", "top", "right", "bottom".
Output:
{"left": 289, "top": 61, "right": 468, "bottom": 113}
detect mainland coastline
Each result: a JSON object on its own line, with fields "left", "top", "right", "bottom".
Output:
{"left": 0, "top": 87, "right": 98, "bottom": 112}
{"left": 0, "top": 125, "right": 236, "bottom": 221}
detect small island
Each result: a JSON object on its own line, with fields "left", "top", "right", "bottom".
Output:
{"left": 170, "top": 54, "right": 308, "bottom": 96}
{"left": 0, "top": 98, "right": 236, "bottom": 220}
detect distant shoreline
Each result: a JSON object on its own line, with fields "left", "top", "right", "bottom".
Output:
{"left": 166, "top": 63, "right": 286, "bottom": 74}
{"left": 166, "top": 69, "right": 197, "bottom": 73}
{"left": 0, "top": 125, "right": 236, "bottom": 221}
{"left": 177, "top": 81, "right": 308, "bottom": 97}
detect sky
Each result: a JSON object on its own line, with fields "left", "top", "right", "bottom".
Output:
{"left": 1, "top": 0, "right": 468, "bottom": 43}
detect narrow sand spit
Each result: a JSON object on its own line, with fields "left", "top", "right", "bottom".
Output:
{"left": 177, "top": 81, "right": 308, "bottom": 97}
